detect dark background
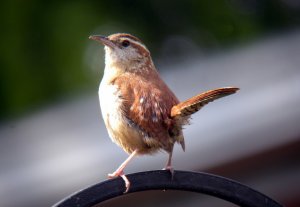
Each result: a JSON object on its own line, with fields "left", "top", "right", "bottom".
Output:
{"left": 1, "top": 1, "right": 300, "bottom": 207}
{"left": 1, "top": 0, "right": 299, "bottom": 120}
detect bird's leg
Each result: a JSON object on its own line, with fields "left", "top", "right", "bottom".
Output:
{"left": 108, "top": 149, "right": 139, "bottom": 178}
{"left": 108, "top": 149, "right": 138, "bottom": 193}
{"left": 163, "top": 147, "right": 174, "bottom": 178}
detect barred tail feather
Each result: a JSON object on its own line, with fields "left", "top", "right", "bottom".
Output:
{"left": 171, "top": 87, "right": 239, "bottom": 119}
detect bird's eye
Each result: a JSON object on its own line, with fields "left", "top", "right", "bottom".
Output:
{"left": 122, "top": 40, "right": 130, "bottom": 47}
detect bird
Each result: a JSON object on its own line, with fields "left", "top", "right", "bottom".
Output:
{"left": 89, "top": 33, "right": 239, "bottom": 192}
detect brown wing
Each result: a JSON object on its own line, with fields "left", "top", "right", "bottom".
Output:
{"left": 113, "top": 72, "right": 180, "bottom": 151}
{"left": 171, "top": 87, "right": 239, "bottom": 119}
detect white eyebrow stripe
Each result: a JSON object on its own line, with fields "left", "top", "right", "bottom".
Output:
{"left": 120, "top": 37, "right": 148, "bottom": 51}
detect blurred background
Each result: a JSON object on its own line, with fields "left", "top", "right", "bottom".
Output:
{"left": 1, "top": 0, "right": 300, "bottom": 206}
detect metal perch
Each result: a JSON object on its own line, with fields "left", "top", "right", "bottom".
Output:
{"left": 53, "top": 170, "right": 283, "bottom": 207}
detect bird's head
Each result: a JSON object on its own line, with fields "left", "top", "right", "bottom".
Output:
{"left": 89, "top": 33, "right": 152, "bottom": 71}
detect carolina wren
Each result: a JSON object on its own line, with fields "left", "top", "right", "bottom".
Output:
{"left": 89, "top": 33, "right": 239, "bottom": 192}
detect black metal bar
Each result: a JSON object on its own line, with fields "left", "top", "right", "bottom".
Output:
{"left": 53, "top": 170, "right": 283, "bottom": 207}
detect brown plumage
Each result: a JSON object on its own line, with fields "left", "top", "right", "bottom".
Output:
{"left": 113, "top": 72, "right": 180, "bottom": 154}
{"left": 89, "top": 33, "right": 239, "bottom": 192}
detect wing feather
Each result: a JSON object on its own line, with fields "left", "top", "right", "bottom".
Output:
{"left": 113, "top": 72, "right": 180, "bottom": 151}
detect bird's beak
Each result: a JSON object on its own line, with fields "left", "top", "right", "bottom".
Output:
{"left": 89, "top": 35, "right": 115, "bottom": 48}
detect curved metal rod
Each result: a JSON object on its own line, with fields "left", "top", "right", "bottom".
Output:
{"left": 53, "top": 170, "right": 283, "bottom": 207}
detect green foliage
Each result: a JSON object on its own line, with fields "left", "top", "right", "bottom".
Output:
{"left": 0, "top": 0, "right": 298, "bottom": 119}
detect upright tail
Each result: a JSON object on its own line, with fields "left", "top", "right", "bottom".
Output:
{"left": 171, "top": 87, "right": 239, "bottom": 119}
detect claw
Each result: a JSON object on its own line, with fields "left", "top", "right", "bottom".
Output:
{"left": 163, "top": 165, "right": 175, "bottom": 179}
{"left": 107, "top": 150, "right": 138, "bottom": 193}
{"left": 108, "top": 170, "right": 130, "bottom": 193}
{"left": 121, "top": 174, "right": 130, "bottom": 193}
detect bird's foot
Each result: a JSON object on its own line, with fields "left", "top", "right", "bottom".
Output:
{"left": 108, "top": 170, "right": 130, "bottom": 193}
{"left": 162, "top": 165, "right": 174, "bottom": 179}
{"left": 108, "top": 169, "right": 124, "bottom": 179}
